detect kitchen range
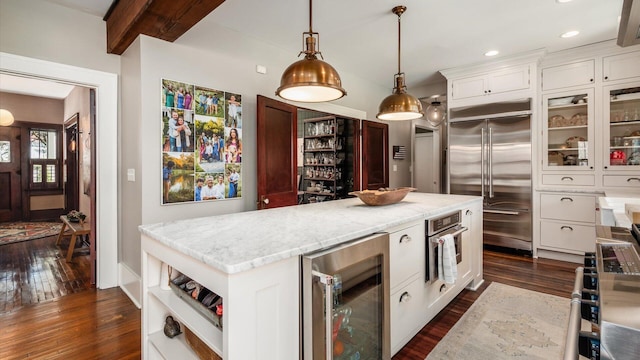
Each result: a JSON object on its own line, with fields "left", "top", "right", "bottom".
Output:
{"left": 564, "top": 224, "right": 640, "bottom": 360}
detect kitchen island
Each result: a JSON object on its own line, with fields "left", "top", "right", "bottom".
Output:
{"left": 139, "top": 192, "right": 483, "bottom": 359}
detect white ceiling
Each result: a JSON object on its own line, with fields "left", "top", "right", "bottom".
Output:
{"left": 0, "top": 73, "right": 75, "bottom": 99}
{"left": 3, "top": 0, "right": 627, "bottom": 98}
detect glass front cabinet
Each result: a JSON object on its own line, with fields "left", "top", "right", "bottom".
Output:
{"left": 603, "top": 83, "right": 640, "bottom": 170}
{"left": 542, "top": 89, "right": 595, "bottom": 170}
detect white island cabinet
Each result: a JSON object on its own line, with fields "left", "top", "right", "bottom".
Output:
{"left": 139, "top": 193, "right": 483, "bottom": 360}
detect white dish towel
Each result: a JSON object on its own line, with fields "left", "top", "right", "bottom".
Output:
{"left": 437, "top": 234, "right": 458, "bottom": 284}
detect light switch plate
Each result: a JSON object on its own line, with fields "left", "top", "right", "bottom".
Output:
{"left": 127, "top": 168, "right": 135, "bottom": 182}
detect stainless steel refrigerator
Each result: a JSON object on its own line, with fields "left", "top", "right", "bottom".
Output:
{"left": 448, "top": 99, "right": 532, "bottom": 251}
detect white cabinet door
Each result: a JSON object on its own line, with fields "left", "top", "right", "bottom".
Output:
{"left": 540, "top": 193, "right": 596, "bottom": 223}
{"left": 450, "top": 65, "right": 530, "bottom": 101}
{"left": 389, "top": 221, "right": 424, "bottom": 292}
{"left": 451, "top": 74, "right": 487, "bottom": 100}
{"left": 603, "top": 51, "right": 640, "bottom": 82}
{"left": 489, "top": 65, "right": 530, "bottom": 95}
{"left": 390, "top": 278, "right": 425, "bottom": 355}
{"left": 542, "top": 60, "right": 595, "bottom": 91}
{"left": 540, "top": 220, "right": 595, "bottom": 253}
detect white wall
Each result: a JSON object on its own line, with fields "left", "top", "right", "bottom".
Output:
{"left": 118, "top": 34, "right": 391, "bottom": 276}
{"left": 0, "top": 0, "right": 120, "bottom": 75}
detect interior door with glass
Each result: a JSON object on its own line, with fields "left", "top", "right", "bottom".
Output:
{"left": 605, "top": 84, "right": 640, "bottom": 169}
{"left": 0, "top": 126, "right": 22, "bottom": 222}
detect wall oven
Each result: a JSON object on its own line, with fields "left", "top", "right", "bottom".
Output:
{"left": 425, "top": 210, "right": 467, "bottom": 284}
{"left": 301, "top": 233, "right": 390, "bottom": 360}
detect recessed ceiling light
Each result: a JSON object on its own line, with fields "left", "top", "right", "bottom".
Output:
{"left": 561, "top": 30, "right": 580, "bottom": 38}
{"left": 556, "top": 0, "right": 573, "bottom": 3}
{"left": 484, "top": 50, "right": 499, "bottom": 57}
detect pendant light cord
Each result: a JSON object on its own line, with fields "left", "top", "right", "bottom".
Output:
{"left": 309, "top": 0, "right": 313, "bottom": 33}
{"left": 397, "top": 11, "right": 401, "bottom": 75}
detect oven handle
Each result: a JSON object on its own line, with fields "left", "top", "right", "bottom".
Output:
{"left": 312, "top": 270, "right": 334, "bottom": 360}
{"left": 564, "top": 266, "right": 584, "bottom": 360}
{"left": 483, "top": 209, "right": 520, "bottom": 216}
{"left": 431, "top": 226, "right": 468, "bottom": 244}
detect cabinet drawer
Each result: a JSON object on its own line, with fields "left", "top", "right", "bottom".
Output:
{"left": 389, "top": 222, "right": 424, "bottom": 290}
{"left": 540, "top": 220, "right": 595, "bottom": 253}
{"left": 542, "top": 174, "right": 595, "bottom": 186}
{"left": 542, "top": 60, "right": 595, "bottom": 91}
{"left": 540, "top": 193, "right": 596, "bottom": 223}
{"left": 390, "top": 278, "right": 424, "bottom": 354}
{"left": 603, "top": 175, "right": 640, "bottom": 188}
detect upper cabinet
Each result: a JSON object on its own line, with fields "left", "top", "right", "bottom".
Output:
{"left": 542, "top": 89, "right": 595, "bottom": 172}
{"left": 603, "top": 51, "right": 640, "bottom": 83}
{"left": 603, "top": 83, "right": 640, "bottom": 172}
{"left": 541, "top": 60, "right": 595, "bottom": 91}
{"left": 450, "top": 65, "right": 531, "bottom": 101}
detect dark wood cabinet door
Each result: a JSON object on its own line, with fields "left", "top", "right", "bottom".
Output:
{"left": 256, "top": 95, "right": 298, "bottom": 209}
{"left": 0, "top": 126, "right": 22, "bottom": 222}
{"left": 362, "top": 120, "right": 389, "bottom": 190}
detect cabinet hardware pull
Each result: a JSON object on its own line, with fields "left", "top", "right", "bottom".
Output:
{"left": 312, "top": 270, "right": 334, "bottom": 360}
{"left": 439, "top": 284, "right": 447, "bottom": 293}
{"left": 561, "top": 176, "right": 574, "bottom": 181}
{"left": 484, "top": 209, "right": 519, "bottom": 215}
{"left": 399, "top": 234, "right": 411, "bottom": 243}
{"left": 561, "top": 226, "right": 574, "bottom": 231}
{"left": 628, "top": 177, "right": 640, "bottom": 182}
{"left": 399, "top": 291, "right": 411, "bottom": 303}
{"left": 465, "top": 209, "right": 473, "bottom": 215}
{"left": 560, "top": 197, "right": 573, "bottom": 202}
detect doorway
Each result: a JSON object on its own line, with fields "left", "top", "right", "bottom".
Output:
{"left": 413, "top": 126, "right": 440, "bottom": 193}
{"left": 1, "top": 52, "right": 118, "bottom": 289}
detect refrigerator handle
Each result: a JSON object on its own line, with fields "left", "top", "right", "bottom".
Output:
{"left": 481, "top": 127, "right": 485, "bottom": 199}
{"left": 312, "top": 270, "right": 334, "bottom": 360}
{"left": 488, "top": 127, "right": 494, "bottom": 198}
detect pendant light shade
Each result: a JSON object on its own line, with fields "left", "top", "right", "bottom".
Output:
{"left": 377, "top": 6, "right": 423, "bottom": 121}
{"left": 425, "top": 98, "right": 445, "bottom": 127}
{"left": 0, "top": 109, "right": 15, "bottom": 126}
{"left": 276, "top": 0, "right": 346, "bottom": 103}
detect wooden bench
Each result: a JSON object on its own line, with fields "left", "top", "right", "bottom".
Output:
{"left": 55, "top": 215, "right": 91, "bottom": 262}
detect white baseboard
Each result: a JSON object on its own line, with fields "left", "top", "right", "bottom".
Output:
{"left": 119, "top": 262, "right": 142, "bottom": 308}
{"left": 536, "top": 248, "right": 584, "bottom": 264}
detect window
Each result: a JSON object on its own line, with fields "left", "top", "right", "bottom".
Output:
{"left": 0, "top": 141, "right": 9, "bottom": 162}
{"left": 29, "top": 129, "right": 61, "bottom": 189}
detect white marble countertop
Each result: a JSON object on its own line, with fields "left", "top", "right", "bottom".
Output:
{"left": 599, "top": 195, "right": 640, "bottom": 229}
{"left": 139, "top": 193, "right": 481, "bottom": 274}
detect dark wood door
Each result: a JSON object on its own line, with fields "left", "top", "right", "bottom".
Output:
{"left": 64, "top": 122, "right": 79, "bottom": 213}
{"left": 0, "top": 126, "right": 22, "bottom": 222}
{"left": 362, "top": 120, "right": 389, "bottom": 190}
{"left": 256, "top": 95, "right": 298, "bottom": 209}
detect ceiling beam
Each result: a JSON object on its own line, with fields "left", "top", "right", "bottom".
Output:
{"left": 104, "top": 0, "right": 225, "bottom": 55}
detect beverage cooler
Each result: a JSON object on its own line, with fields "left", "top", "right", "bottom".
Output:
{"left": 301, "top": 233, "right": 390, "bottom": 360}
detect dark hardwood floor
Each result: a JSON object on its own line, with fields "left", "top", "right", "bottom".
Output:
{"left": 0, "top": 237, "right": 579, "bottom": 359}
{"left": 0, "top": 235, "right": 92, "bottom": 311}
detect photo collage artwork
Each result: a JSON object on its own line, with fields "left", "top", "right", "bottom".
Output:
{"left": 161, "top": 78, "right": 242, "bottom": 204}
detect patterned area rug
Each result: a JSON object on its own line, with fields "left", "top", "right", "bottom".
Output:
{"left": 426, "top": 282, "right": 569, "bottom": 360}
{"left": 0, "top": 222, "right": 62, "bottom": 245}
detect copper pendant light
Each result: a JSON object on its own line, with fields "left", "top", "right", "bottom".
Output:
{"left": 377, "top": 6, "right": 423, "bottom": 121}
{"left": 276, "top": 0, "right": 346, "bottom": 103}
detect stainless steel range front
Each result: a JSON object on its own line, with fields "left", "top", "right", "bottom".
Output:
{"left": 564, "top": 225, "right": 640, "bottom": 360}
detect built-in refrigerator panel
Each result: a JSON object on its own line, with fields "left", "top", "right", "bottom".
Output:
{"left": 448, "top": 99, "right": 532, "bottom": 251}
{"left": 485, "top": 116, "right": 532, "bottom": 211}
{"left": 448, "top": 119, "right": 486, "bottom": 198}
